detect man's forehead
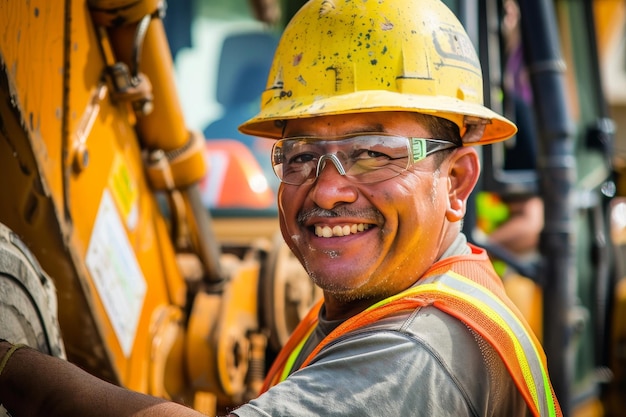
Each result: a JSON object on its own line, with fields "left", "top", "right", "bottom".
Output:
{"left": 282, "top": 112, "right": 432, "bottom": 138}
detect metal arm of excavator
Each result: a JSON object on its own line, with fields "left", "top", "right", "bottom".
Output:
{"left": 87, "top": 0, "right": 226, "bottom": 290}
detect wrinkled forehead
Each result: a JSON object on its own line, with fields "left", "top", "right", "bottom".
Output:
{"left": 281, "top": 112, "right": 434, "bottom": 139}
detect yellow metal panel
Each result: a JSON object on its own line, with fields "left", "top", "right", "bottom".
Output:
{"left": 0, "top": 1, "right": 66, "bottom": 215}
{"left": 63, "top": 22, "right": 189, "bottom": 397}
{"left": 1, "top": 0, "right": 190, "bottom": 391}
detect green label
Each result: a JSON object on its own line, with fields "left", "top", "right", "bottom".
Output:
{"left": 412, "top": 138, "right": 426, "bottom": 161}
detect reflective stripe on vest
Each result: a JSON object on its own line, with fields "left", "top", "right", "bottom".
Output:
{"left": 261, "top": 270, "right": 561, "bottom": 417}
{"left": 416, "top": 272, "right": 558, "bottom": 417}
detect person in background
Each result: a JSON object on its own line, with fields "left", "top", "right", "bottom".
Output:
{"left": 0, "top": 0, "right": 561, "bottom": 415}
{"left": 476, "top": 0, "right": 544, "bottom": 273}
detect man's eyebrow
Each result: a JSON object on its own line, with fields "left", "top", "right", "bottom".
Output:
{"left": 351, "top": 124, "right": 386, "bottom": 134}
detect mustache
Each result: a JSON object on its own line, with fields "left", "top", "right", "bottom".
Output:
{"left": 297, "top": 207, "right": 383, "bottom": 225}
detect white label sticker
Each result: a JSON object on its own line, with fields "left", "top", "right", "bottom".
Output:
{"left": 86, "top": 189, "right": 147, "bottom": 357}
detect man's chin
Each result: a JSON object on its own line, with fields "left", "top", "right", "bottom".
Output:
{"left": 309, "top": 274, "right": 373, "bottom": 302}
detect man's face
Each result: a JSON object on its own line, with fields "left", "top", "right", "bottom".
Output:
{"left": 277, "top": 112, "right": 462, "bottom": 307}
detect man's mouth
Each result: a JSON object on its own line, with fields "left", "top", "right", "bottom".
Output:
{"left": 314, "top": 223, "right": 371, "bottom": 238}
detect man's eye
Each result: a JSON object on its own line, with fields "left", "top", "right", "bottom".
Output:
{"left": 368, "top": 150, "right": 390, "bottom": 159}
{"left": 288, "top": 152, "right": 318, "bottom": 164}
{"left": 353, "top": 149, "right": 391, "bottom": 160}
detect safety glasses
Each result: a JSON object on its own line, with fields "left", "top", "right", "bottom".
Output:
{"left": 271, "top": 133, "right": 459, "bottom": 185}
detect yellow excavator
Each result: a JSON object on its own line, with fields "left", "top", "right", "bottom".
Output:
{"left": 0, "top": 0, "right": 625, "bottom": 416}
{"left": 0, "top": 0, "right": 313, "bottom": 414}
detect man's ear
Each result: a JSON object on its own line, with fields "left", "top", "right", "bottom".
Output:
{"left": 445, "top": 147, "right": 481, "bottom": 222}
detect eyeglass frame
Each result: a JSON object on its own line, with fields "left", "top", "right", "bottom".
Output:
{"left": 270, "top": 133, "right": 460, "bottom": 186}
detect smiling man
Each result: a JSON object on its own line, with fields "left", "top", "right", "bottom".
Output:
{"left": 0, "top": 0, "right": 561, "bottom": 416}
{"left": 234, "top": 0, "right": 562, "bottom": 415}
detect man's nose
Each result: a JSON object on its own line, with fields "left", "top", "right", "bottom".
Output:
{"left": 315, "top": 154, "right": 347, "bottom": 179}
{"left": 310, "top": 153, "right": 358, "bottom": 209}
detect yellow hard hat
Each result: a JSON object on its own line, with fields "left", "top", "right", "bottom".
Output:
{"left": 239, "top": 0, "right": 517, "bottom": 145}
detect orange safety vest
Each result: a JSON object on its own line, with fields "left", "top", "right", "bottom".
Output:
{"left": 261, "top": 244, "right": 562, "bottom": 417}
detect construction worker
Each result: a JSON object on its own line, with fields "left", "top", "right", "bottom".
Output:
{"left": 0, "top": 0, "right": 561, "bottom": 416}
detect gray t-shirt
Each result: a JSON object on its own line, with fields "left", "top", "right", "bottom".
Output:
{"left": 232, "top": 234, "right": 531, "bottom": 416}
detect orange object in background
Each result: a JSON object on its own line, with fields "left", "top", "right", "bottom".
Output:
{"left": 201, "top": 139, "right": 275, "bottom": 210}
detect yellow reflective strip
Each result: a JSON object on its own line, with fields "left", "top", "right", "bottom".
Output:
{"left": 366, "top": 285, "right": 426, "bottom": 310}
{"left": 434, "top": 280, "right": 540, "bottom": 411}
{"left": 279, "top": 326, "right": 316, "bottom": 383}
{"left": 371, "top": 274, "right": 546, "bottom": 415}
{"left": 442, "top": 272, "right": 555, "bottom": 417}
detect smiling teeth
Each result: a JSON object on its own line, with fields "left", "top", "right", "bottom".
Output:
{"left": 315, "top": 223, "right": 370, "bottom": 237}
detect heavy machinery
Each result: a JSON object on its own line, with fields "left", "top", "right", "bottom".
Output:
{"left": 0, "top": 0, "right": 313, "bottom": 414}
{"left": 0, "top": 0, "right": 625, "bottom": 416}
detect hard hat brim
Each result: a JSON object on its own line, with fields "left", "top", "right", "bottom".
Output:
{"left": 239, "top": 90, "right": 517, "bottom": 145}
